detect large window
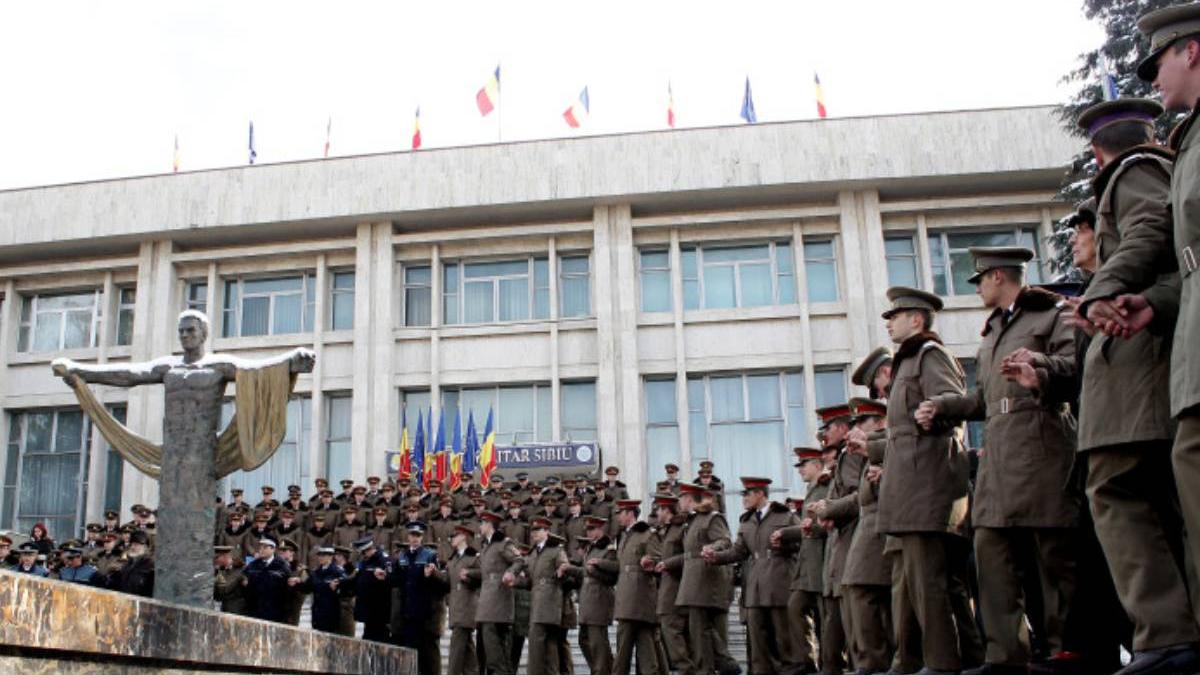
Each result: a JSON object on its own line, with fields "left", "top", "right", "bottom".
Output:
{"left": 222, "top": 274, "right": 316, "bottom": 338}
{"left": 928, "top": 227, "right": 1043, "bottom": 296}
{"left": 115, "top": 288, "right": 136, "bottom": 346}
{"left": 330, "top": 271, "right": 355, "bottom": 331}
{"left": 639, "top": 250, "right": 672, "bottom": 312}
{"left": 4, "top": 409, "right": 91, "bottom": 541}
{"left": 560, "top": 382, "right": 597, "bottom": 441}
{"left": 804, "top": 239, "right": 840, "bottom": 302}
{"left": 885, "top": 235, "right": 921, "bottom": 289}
{"left": 404, "top": 265, "right": 432, "bottom": 327}
{"left": 222, "top": 397, "right": 312, "bottom": 496}
{"left": 681, "top": 241, "right": 796, "bottom": 310}
{"left": 324, "top": 395, "right": 353, "bottom": 484}
{"left": 185, "top": 281, "right": 208, "bottom": 315}
{"left": 102, "top": 406, "right": 126, "bottom": 515}
{"left": 402, "top": 381, "right": 596, "bottom": 446}
{"left": 443, "top": 257, "right": 557, "bottom": 325}
{"left": 650, "top": 368, "right": 847, "bottom": 491}
{"left": 559, "top": 255, "right": 591, "bottom": 318}
{"left": 18, "top": 291, "right": 102, "bottom": 352}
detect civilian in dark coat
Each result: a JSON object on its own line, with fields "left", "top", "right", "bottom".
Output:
{"left": 352, "top": 537, "right": 393, "bottom": 643}
{"left": 242, "top": 538, "right": 292, "bottom": 623}
{"left": 107, "top": 531, "right": 154, "bottom": 597}
{"left": 300, "top": 547, "right": 346, "bottom": 633}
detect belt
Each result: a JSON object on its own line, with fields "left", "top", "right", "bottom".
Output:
{"left": 986, "top": 397, "right": 1065, "bottom": 418}
{"left": 1184, "top": 241, "right": 1199, "bottom": 278}
{"left": 751, "top": 551, "right": 782, "bottom": 560}
{"left": 622, "top": 564, "right": 641, "bottom": 572}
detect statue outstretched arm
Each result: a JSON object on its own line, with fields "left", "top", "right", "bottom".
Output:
{"left": 52, "top": 357, "right": 171, "bottom": 387}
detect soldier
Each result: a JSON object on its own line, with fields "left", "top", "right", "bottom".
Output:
{"left": 389, "top": 522, "right": 443, "bottom": 673}
{"left": 93, "top": 532, "right": 124, "bottom": 579}
{"left": 565, "top": 516, "right": 618, "bottom": 674}
{"left": 561, "top": 496, "right": 588, "bottom": 560}
{"left": 512, "top": 472, "right": 533, "bottom": 504}
{"left": 603, "top": 465, "right": 630, "bottom": 500}
{"left": 213, "top": 545, "right": 248, "bottom": 615}
{"left": 242, "top": 538, "right": 290, "bottom": 623}
{"left": 307, "top": 477, "right": 330, "bottom": 505}
{"left": 588, "top": 480, "right": 615, "bottom": 530}
{"left": 670, "top": 482, "right": 740, "bottom": 675}
{"left": 650, "top": 493, "right": 696, "bottom": 675}
{"left": 244, "top": 511, "right": 275, "bottom": 558}
{"left": 332, "top": 546, "right": 358, "bottom": 637}
{"left": 364, "top": 475, "right": 383, "bottom": 503}
{"left": 81, "top": 523, "right": 104, "bottom": 563}
{"left": 780, "top": 448, "right": 828, "bottom": 674}
{"left": 300, "top": 546, "right": 347, "bottom": 634}
{"left": 610, "top": 498, "right": 662, "bottom": 675}
{"left": 916, "top": 248, "right": 1079, "bottom": 675}
{"left": 521, "top": 517, "right": 571, "bottom": 675}
{"left": 468, "top": 510, "right": 525, "bottom": 675}
{"left": 333, "top": 505, "right": 366, "bottom": 554}
{"left": 351, "top": 536, "right": 393, "bottom": 642}
{"left": 279, "top": 539, "right": 308, "bottom": 626}
{"left": 501, "top": 498, "right": 530, "bottom": 547}
{"left": 13, "top": 542, "right": 48, "bottom": 576}
{"left": 56, "top": 547, "right": 98, "bottom": 585}
{"left": 443, "top": 524, "right": 482, "bottom": 675}
{"left": 876, "top": 286, "right": 976, "bottom": 675}
{"left": 273, "top": 508, "right": 307, "bottom": 567}
{"left": 662, "top": 463, "right": 683, "bottom": 494}
{"left": 306, "top": 512, "right": 334, "bottom": 563}
{"left": 695, "top": 462, "right": 727, "bottom": 515}
{"left": 808, "top": 403, "right": 860, "bottom": 675}
{"left": 706, "top": 476, "right": 799, "bottom": 674}
{"left": 335, "top": 478, "right": 355, "bottom": 504}
{"left": 841, "top": 398, "right": 895, "bottom": 675}
{"left": 283, "top": 484, "right": 309, "bottom": 519}
{"left": 429, "top": 496, "right": 459, "bottom": 561}
{"left": 367, "top": 505, "right": 395, "bottom": 556}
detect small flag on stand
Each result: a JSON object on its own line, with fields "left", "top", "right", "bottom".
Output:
{"left": 324, "top": 117, "right": 332, "bottom": 158}
{"left": 563, "top": 86, "right": 590, "bottom": 128}
{"left": 397, "top": 409, "right": 412, "bottom": 481}
{"left": 1099, "top": 61, "right": 1119, "bottom": 101}
{"left": 173, "top": 135, "right": 180, "bottom": 173}
{"left": 740, "top": 77, "right": 757, "bottom": 124}
{"left": 814, "top": 73, "right": 828, "bottom": 118}
{"left": 667, "top": 82, "right": 676, "bottom": 128}
{"left": 412, "top": 107, "right": 423, "bottom": 150}
{"left": 478, "top": 408, "right": 497, "bottom": 486}
{"left": 477, "top": 65, "right": 500, "bottom": 116}
{"left": 248, "top": 121, "right": 257, "bottom": 165}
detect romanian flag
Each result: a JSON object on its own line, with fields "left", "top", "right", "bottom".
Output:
{"left": 478, "top": 408, "right": 497, "bottom": 486}
{"left": 324, "top": 116, "right": 331, "bottom": 158}
{"left": 449, "top": 412, "right": 463, "bottom": 491}
{"left": 477, "top": 65, "right": 500, "bottom": 116}
{"left": 563, "top": 87, "right": 590, "bottom": 128}
{"left": 397, "top": 409, "right": 412, "bottom": 481}
{"left": 412, "top": 411, "right": 426, "bottom": 487}
{"left": 412, "top": 107, "right": 422, "bottom": 150}
{"left": 667, "top": 83, "right": 676, "bottom": 129}
{"left": 433, "top": 408, "right": 448, "bottom": 486}
{"left": 173, "top": 135, "right": 180, "bottom": 173}
{"left": 463, "top": 410, "right": 478, "bottom": 476}
{"left": 814, "top": 73, "right": 827, "bottom": 119}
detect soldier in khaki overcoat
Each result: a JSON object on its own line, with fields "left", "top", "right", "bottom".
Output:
{"left": 442, "top": 524, "right": 481, "bottom": 675}
{"left": 521, "top": 518, "right": 571, "bottom": 675}
{"left": 650, "top": 494, "right": 696, "bottom": 675}
{"left": 564, "top": 516, "right": 617, "bottom": 674}
{"left": 606, "top": 499, "right": 662, "bottom": 675}
{"left": 779, "top": 448, "right": 828, "bottom": 674}
{"left": 466, "top": 510, "right": 525, "bottom": 675}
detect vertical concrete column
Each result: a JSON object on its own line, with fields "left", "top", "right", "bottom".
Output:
{"left": 916, "top": 215, "right": 936, "bottom": 292}
{"left": 85, "top": 272, "right": 116, "bottom": 521}
{"left": 0, "top": 280, "right": 17, "bottom": 509}
{"left": 309, "top": 254, "right": 328, "bottom": 490}
{"left": 860, "top": 190, "right": 889, "bottom": 350}
{"left": 669, "top": 229, "right": 691, "bottom": 470}
{"left": 204, "top": 263, "right": 218, "bottom": 352}
{"left": 429, "top": 244, "right": 442, "bottom": 424}
{"left": 837, "top": 191, "right": 870, "bottom": 365}
{"left": 548, "top": 237, "right": 561, "bottom": 440}
{"left": 350, "top": 224, "right": 374, "bottom": 481}
{"left": 792, "top": 223, "right": 819, "bottom": 496}
{"left": 1039, "top": 207, "right": 1055, "bottom": 280}
{"left": 591, "top": 206, "right": 621, "bottom": 480}
{"left": 370, "top": 222, "right": 396, "bottom": 475}
{"left": 610, "top": 205, "right": 644, "bottom": 498}
{"left": 120, "top": 242, "right": 157, "bottom": 516}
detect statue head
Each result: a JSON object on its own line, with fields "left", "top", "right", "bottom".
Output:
{"left": 177, "top": 310, "right": 210, "bottom": 354}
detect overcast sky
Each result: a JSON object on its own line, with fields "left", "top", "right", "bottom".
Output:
{"left": 0, "top": 1, "right": 1103, "bottom": 191}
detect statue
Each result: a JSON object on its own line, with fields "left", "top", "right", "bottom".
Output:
{"left": 51, "top": 310, "right": 315, "bottom": 608}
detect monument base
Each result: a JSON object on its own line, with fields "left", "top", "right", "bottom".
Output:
{"left": 0, "top": 570, "right": 415, "bottom": 674}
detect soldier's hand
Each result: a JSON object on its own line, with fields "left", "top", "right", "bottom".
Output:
{"left": 654, "top": 561, "right": 667, "bottom": 573}
{"left": 373, "top": 568, "right": 386, "bottom": 580}
{"left": 502, "top": 572, "right": 515, "bottom": 586}
{"left": 866, "top": 465, "right": 883, "bottom": 485}
{"left": 769, "top": 530, "right": 782, "bottom": 549}
{"left": 1000, "top": 360, "right": 1040, "bottom": 391}
{"left": 1004, "top": 347, "right": 1039, "bottom": 365}
{"left": 458, "top": 569, "right": 469, "bottom": 581}
{"left": 424, "top": 564, "right": 437, "bottom": 577}
{"left": 809, "top": 499, "right": 828, "bottom": 518}
{"left": 329, "top": 580, "right": 339, "bottom": 591}
{"left": 287, "top": 576, "right": 300, "bottom": 586}
{"left": 585, "top": 558, "right": 597, "bottom": 571}
{"left": 915, "top": 400, "right": 937, "bottom": 430}
{"left": 800, "top": 517, "right": 813, "bottom": 533}
{"left": 557, "top": 563, "right": 569, "bottom": 577}
{"left": 1110, "top": 294, "right": 1154, "bottom": 338}
{"left": 639, "top": 555, "right": 655, "bottom": 571}
{"left": 846, "top": 427, "right": 868, "bottom": 456}
{"left": 241, "top": 578, "right": 248, "bottom": 586}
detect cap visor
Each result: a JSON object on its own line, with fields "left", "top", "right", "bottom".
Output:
{"left": 1138, "top": 49, "right": 1164, "bottom": 82}
{"left": 966, "top": 272, "right": 983, "bottom": 285}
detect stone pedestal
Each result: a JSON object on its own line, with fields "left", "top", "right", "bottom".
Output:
{"left": 0, "top": 570, "right": 415, "bottom": 674}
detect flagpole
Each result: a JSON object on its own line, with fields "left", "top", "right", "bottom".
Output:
{"left": 497, "top": 62, "right": 503, "bottom": 144}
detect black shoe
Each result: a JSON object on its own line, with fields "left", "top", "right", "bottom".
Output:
{"left": 1115, "top": 645, "right": 1200, "bottom": 675}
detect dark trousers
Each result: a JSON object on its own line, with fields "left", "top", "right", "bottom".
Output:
{"left": 527, "top": 623, "right": 561, "bottom": 675}
{"left": 480, "top": 621, "right": 514, "bottom": 675}
{"left": 613, "top": 620, "right": 661, "bottom": 675}
{"left": 786, "top": 589, "right": 820, "bottom": 671}
{"left": 687, "top": 606, "right": 737, "bottom": 673}
{"left": 820, "top": 595, "right": 847, "bottom": 674}
{"left": 578, "top": 623, "right": 612, "bottom": 674}
{"left": 449, "top": 626, "right": 479, "bottom": 675}
{"left": 362, "top": 620, "right": 390, "bottom": 643}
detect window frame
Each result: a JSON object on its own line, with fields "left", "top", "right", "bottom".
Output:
{"left": 680, "top": 240, "right": 797, "bottom": 310}
{"left": 221, "top": 272, "right": 317, "bottom": 338}
{"left": 927, "top": 226, "right": 1044, "bottom": 297}
{"left": 803, "top": 237, "right": 841, "bottom": 303}
{"left": 441, "top": 255, "right": 559, "bottom": 326}
{"left": 884, "top": 233, "right": 922, "bottom": 290}
{"left": 402, "top": 264, "right": 433, "bottom": 327}
{"left": 115, "top": 287, "right": 137, "bottom": 346}
{"left": 5, "top": 408, "right": 93, "bottom": 541}
{"left": 329, "top": 270, "right": 356, "bottom": 331}
{"left": 18, "top": 290, "right": 103, "bottom": 353}
{"left": 557, "top": 253, "right": 592, "bottom": 318}
{"left": 637, "top": 249, "right": 673, "bottom": 313}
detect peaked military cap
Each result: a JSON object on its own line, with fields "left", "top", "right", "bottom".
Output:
{"left": 1137, "top": 3, "right": 1200, "bottom": 81}
{"left": 352, "top": 536, "right": 375, "bottom": 551}
{"left": 653, "top": 494, "right": 679, "bottom": 507}
{"left": 604, "top": 466, "right": 620, "bottom": 476}
{"left": 664, "top": 463, "right": 680, "bottom": 472}
{"left": 966, "top": 246, "right": 1035, "bottom": 284}
{"left": 679, "top": 482, "right": 709, "bottom": 497}
{"left": 104, "top": 510, "right": 119, "bottom": 519}
{"left": 1077, "top": 98, "right": 1163, "bottom": 138}
{"left": 257, "top": 538, "right": 277, "bottom": 549}
{"left": 849, "top": 396, "right": 887, "bottom": 420}
{"left": 315, "top": 546, "right": 335, "bottom": 555}
{"left": 852, "top": 346, "right": 893, "bottom": 389}
{"left": 404, "top": 521, "right": 427, "bottom": 535}
{"left": 333, "top": 546, "right": 353, "bottom": 557}
{"left": 530, "top": 517, "right": 553, "bottom": 530}
{"left": 739, "top": 476, "right": 772, "bottom": 493}
{"left": 454, "top": 524, "right": 477, "bottom": 537}
{"left": 882, "top": 286, "right": 944, "bottom": 319}
{"left": 585, "top": 516, "right": 608, "bottom": 528}
{"left": 128, "top": 530, "right": 150, "bottom": 546}
{"left": 214, "top": 545, "right": 234, "bottom": 554}
{"left": 616, "top": 499, "right": 642, "bottom": 511}
{"left": 815, "top": 403, "right": 853, "bottom": 429}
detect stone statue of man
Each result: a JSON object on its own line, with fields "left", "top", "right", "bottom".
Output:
{"left": 52, "top": 310, "right": 314, "bottom": 607}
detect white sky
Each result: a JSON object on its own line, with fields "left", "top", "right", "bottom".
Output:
{"left": 0, "top": 1, "right": 1102, "bottom": 191}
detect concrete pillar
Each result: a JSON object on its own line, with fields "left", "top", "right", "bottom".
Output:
{"left": 370, "top": 222, "right": 396, "bottom": 474}
{"left": 1039, "top": 207, "right": 1055, "bottom": 280}
{"left": 350, "top": 224, "right": 374, "bottom": 481}
{"left": 0, "top": 280, "right": 16, "bottom": 512}
{"left": 309, "top": 254, "right": 328, "bottom": 489}
{"left": 610, "top": 205, "right": 644, "bottom": 498}
{"left": 837, "top": 192, "right": 871, "bottom": 365}
{"left": 430, "top": 244, "right": 442, "bottom": 426}
{"left": 204, "top": 263, "right": 218, "bottom": 351}
{"left": 792, "top": 223, "right": 819, "bottom": 496}
{"left": 859, "top": 190, "right": 889, "bottom": 350}
{"left": 548, "top": 238, "right": 561, "bottom": 440}
{"left": 916, "top": 215, "right": 936, "bottom": 292}
{"left": 84, "top": 273, "right": 116, "bottom": 522}
{"left": 669, "top": 229, "right": 691, "bottom": 470}
{"left": 592, "top": 206, "right": 621, "bottom": 482}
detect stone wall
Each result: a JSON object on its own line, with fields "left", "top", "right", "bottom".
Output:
{"left": 0, "top": 570, "right": 415, "bottom": 674}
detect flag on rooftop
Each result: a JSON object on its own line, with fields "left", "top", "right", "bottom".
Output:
{"left": 173, "top": 135, "right": 180, "bottom": 173}
{"left": 324, "top": 117, "right": 332, "bottom": 158}
{"left": 248, "top": 121, "right": 257, "bottom": 165}
{"left": 412, "top": 107, "right": 422, "bottom": 150}
{"left": 815, "top": 73, "right": 828, "bottom": 118}
{"left": 739, "top": 77, "right": 757, "bottom": 124}
{"left": 563, "top": 86, "right": 590, "bottom": 128}
{"left": 667, "top": 82, "right": 676, "bottom": 129}
{"left": 477, "top": 65, "right": 500, "bottom": 116}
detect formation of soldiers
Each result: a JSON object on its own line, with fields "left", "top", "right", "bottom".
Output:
{"left": 10, "top": 5, "right": 1200, "bottom": 675}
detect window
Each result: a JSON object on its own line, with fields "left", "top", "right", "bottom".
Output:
{"left": 814, "top": 369, "right": 848, "bottom": 408}
{"left": 325, "top": 395, "right": 353, "bottom": 484}
{"left": 442, "top": 257, "right": 552, "bottom": 325}
{"left": 680, "top": 241, "right": 797, "bottom": 310}
{"left": 404, "top": 266, "right": 432, "bottom": 327}
{"left": 185, "top": 281, "right": 208, "bottom": 316}
{"left": 960, "top": 359, "right": 986, "bottom": 450}
{"left": 639, "top": 250, "right": 672, "bottom": 312}
{"left": 927, "top": 227, "right": 1044, "bottom": 296}
{"left": 644, "top": 379, "right": 681, "bottom": 474}
{"left": 406, "top": 384, "right": 554, "bottom": 447}
{"left": 222, "top": 274, "right": 316, "bottom": 338}
{"left": 559, "top": 255, "right": 591, "bottom": 318}
{"left": 102, "top": 406, "right": 126, "bottom": 515}
{"left": 804, "top": 239, "right": 840, "bottom": 302}
{"left": 223, "top": 396, "right": 312, "bottom": 496}
{"left": 561, "top": 382, "right": 597, "bottom": 441}
{"left": 18, "top": 291, "right": 102, "bottom": 352}
{"left": 115, "top": 288, "right": 136, "bottom": 346}
{"left": 885, "top": 235, "right": 921, "bottom": 288}
{"left": 331, "top": 271, "right": 355, "bottom": 330}
{"left": 4, "top": 409, "right": 91, "bottom": 540}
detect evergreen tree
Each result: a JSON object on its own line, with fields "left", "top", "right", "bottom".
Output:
{"left": 1052, "top": 0, "right": 1181, "bottom": 280}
